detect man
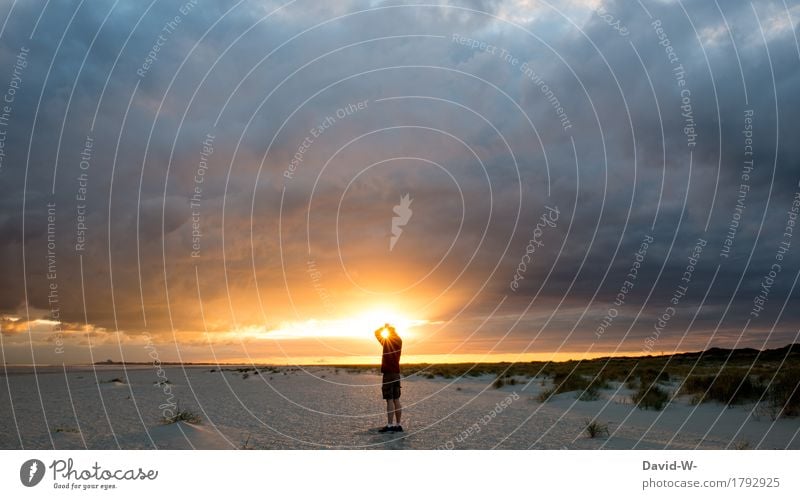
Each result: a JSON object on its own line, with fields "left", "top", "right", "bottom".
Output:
{"left": 374, "top": 323, "right": 403, "bottom": 433}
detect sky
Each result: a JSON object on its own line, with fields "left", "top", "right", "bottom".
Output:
{"left": 0, "top": 0, "right": 799, "bottom": 365}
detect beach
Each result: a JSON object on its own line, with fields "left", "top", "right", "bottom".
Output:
{"left": 1, "top": 365, "right": 797, "bottom": 450}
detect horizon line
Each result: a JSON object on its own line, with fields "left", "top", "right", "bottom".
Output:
{"left": 5, "top": 343, "right": 797, "bottom": 368}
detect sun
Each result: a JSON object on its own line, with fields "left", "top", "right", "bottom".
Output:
{"left": 253, "top": 305, "right": 425, "bottom": 340}
{"left": 351, "top": 307, "right": 414, "bottom": 337}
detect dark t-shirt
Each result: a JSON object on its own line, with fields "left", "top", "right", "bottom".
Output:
{"left": 380, "top": 336, "right": 402, "bottom": 373}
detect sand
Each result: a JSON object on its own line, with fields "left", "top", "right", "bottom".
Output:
{"left": 1, "top": 365, "right": 797, "bottom": 449}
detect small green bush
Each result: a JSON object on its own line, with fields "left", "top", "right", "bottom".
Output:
{"left": 633, "top": 383, "right": 670, "bottom": 410}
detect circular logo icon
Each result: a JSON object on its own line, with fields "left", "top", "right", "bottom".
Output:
{"left": 20, "top": 459, "right": 45, "bottom": 487}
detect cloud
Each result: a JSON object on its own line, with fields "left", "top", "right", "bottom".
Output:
{"left": 1, "top": 0, "right": 799, "bottom": 363}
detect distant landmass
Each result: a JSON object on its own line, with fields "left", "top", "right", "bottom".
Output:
{"left": 93, "top": 343, "right": 800, "bottom": 367}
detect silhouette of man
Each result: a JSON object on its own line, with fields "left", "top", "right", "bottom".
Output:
{"left": 375, "top": 323, "right": 403, "bottom": 432}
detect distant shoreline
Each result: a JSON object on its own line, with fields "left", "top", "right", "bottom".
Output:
{"left": 4, "top": 343, "right": 797, "bottom": 369}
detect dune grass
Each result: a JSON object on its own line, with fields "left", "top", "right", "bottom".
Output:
{"left": 161, "top": 405, "right": 202, "bottom": 425}
{"left": 585, "top": 419, "right": 609, "bottom": 438}
{"left": 327, "top": 344, "right": 800, "bottom": 417}
{"left": 679, "top": 369, "right": 766, "bottom": 406}
{"left": 53, "top": 427, "right": 80, "bottom": 434}
{"left": 492, "top": 375, "right": 519, "bottom": 389}
{"left": 100, "top": 377, "right": 126, "bottom": 384}
{"left": 765, "top": 368, "right": 800, "bottom": 418}
{"left": 537, "top": 372, "right": 610, "bottom": 402}
{"left": 633, "top": 383, "right": 671, "bottom": 411}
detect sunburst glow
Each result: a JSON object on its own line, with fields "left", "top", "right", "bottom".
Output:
{"left": 239, "top": 307, "right": 425, "bottom": 340}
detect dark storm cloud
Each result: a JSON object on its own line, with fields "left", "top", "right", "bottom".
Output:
{"left": 0, "top": 0, "right": 799, "bottom": 363}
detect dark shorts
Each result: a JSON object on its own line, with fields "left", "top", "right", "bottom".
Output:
{"left": 381, "top": 372, "right": 401, "bottom": 400}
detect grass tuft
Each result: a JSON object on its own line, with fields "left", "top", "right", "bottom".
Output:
{"left": 585, "top": 419, "right": 609, "bottom": 439}
{"left": 53, "top": 427, "right": 80, "bottom": 434}
{"left": 537, "top": 372, "right": 608, "bottom": 402}
{"left": 241, "top": 433, "right": 254, "bottom": 450}
{"left": 161, "top": 404, "right": 202, "bottom": 425}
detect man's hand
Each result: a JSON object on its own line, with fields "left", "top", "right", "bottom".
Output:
{"left": 375, "top": 323, "right": 396, "bottom": 343}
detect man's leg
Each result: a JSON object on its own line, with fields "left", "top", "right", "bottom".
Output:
{"left": 393, "top": 398, "right": 401, "bottom": 425}
{"left": 385, "top": 399, "right": 395, "bottom": 425}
